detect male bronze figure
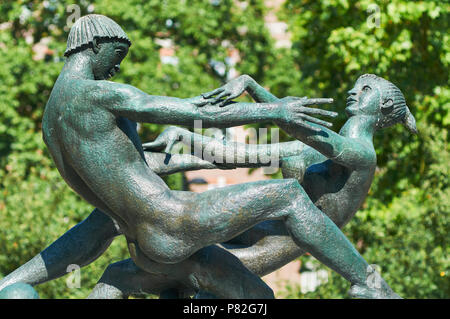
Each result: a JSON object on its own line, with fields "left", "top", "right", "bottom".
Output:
{"left": 0, "top": 14, "right": 405, "bottom": 299}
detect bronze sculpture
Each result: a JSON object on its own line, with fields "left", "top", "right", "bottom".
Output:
{"left": 0, "top": 14, "right": 416, "bottom": 299}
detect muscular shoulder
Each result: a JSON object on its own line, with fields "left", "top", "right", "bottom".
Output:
{"left": 83, "top": 80, "right": 142, "bottom": 110}
{"left": 83, "top": 80, "right": 122, "bottom": 105}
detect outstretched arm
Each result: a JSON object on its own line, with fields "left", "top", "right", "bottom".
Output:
{"left": 91, "top": 81, "right": 281, "bottom": 128}
{"left": 144, "top": 151, "right": 223, "bottom": 175}
{"left": 278, "top": 121, "right": 376, "bottom": 169}
{"left": 143, "top": 126, "right": 305, "bottom": 169}
{"left": 89, "top": 80, "right": 335, "bottom": 131}
{"left": 202, "top": 75, "right": 375, "bottom": 169}
{"left": 140, "top": 76, "right": 336, "bottom": 170}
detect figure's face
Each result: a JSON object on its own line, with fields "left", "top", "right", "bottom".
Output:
{"left": 91, "top": 40, "right": 129, "bottom": 80}
{"left": 345, "top": 77, "right": 383, "bottom": 117}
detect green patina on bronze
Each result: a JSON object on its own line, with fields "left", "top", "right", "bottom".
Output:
{"left": 0, "top": 14, "right": 417, "bottom": 299}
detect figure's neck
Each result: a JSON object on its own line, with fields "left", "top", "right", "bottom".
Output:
{"left": 62, "top": 52, "right": 95, "bottom": 80}
{"left": 339, "top": 115, "right": 377, "bottom": 144}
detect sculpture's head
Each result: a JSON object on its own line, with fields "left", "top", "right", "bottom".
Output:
{"left": 346, "top": 74, "right": 417, "bottom": 134}
{"left": 64, "top": 14, "right": 131, "bottom": 80}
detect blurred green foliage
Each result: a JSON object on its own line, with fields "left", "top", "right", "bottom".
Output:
{"left": 0, "top": 0, "right": 448, "bottom": 298}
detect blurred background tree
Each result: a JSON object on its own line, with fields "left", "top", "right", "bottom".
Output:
{"left": 0, "top": 0, "right": 448, "bottom": 298}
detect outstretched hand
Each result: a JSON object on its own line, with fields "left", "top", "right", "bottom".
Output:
{"left": 279, "top": 96, "right": 337, "bottom": 132}
{"left": 200, "top": 75, "right": 250, "bottom": 107}
{"left": 142, "top": 126, "right": 186, "bottom": 153}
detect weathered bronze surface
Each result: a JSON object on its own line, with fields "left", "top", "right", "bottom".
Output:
{"left": 0, "top": 15, "right": 417, "bottom": 299}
